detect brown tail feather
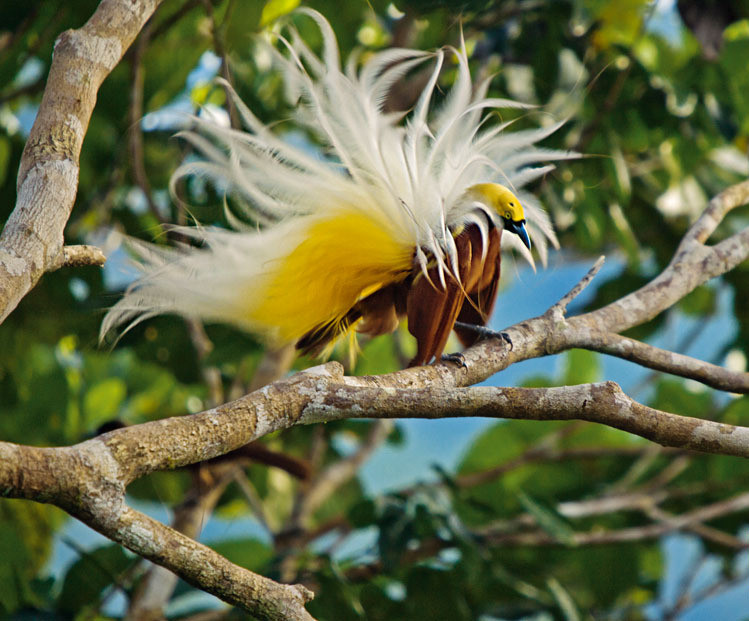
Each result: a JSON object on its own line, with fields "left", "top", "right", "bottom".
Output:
{"left": 407, "top": 223, "right": 488, "bottom": 366}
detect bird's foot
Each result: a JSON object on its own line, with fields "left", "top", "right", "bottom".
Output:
{"left": 441, "top": 352, "right": 467, "bottom": 368}
{"left": 454, "top": 322, "right": 513, "bottom": 350}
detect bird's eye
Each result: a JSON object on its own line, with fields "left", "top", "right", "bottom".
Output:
{"left": 504, "top": 210, "right": 511, "bottom": 219}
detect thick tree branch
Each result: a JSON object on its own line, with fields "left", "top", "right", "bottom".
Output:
{"left": 3, "top": 371, "right": 749, "bottom": 616}
{"left": 126, "top": 463, "right": 238, "bottom": 621}
{"left": 297, "top": 379, "right": 749, "bottom": 458}
{"left": 115, "top": 506, "right": 313, "bottom": 621}
{"left": 0, "top": 441, "right": 314, "bottom": 621}
{"left": 0, "top": 0, "right": 162, "bottom": 323}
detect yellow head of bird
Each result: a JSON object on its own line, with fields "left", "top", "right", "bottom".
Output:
{"left": 469, "top": 183, "right": 531, "bottom": 249}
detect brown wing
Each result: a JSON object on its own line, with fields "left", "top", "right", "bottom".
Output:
{"left": 297, "top": 282, "right": 409, "bottom": 357}
{"left": 356, "top": 283, "right": 408, "bottom": 337}
{"left": 298, "top": 223, "right": 497, "bottom": 365}
{"left": 406, "top": 224, "right": 486, "bottom": 366}
{"left": 454, "top": 226, "right": 502, "bottom": 347}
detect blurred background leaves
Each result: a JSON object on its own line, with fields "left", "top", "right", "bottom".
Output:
{"left": 1, "top": 0, "right": 749, "bottom": 619}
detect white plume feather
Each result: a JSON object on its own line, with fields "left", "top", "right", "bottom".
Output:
{"left": 103, "top": 10, "right": 573, "bottom": 343}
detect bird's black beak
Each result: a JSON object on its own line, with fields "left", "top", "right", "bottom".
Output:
{"left": 503, "top": 218, "right": 531, "bottom": 250}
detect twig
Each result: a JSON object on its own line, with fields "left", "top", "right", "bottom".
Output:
{"left": 573, "top": 181, "right": 749, "bottom": 337}
{"left": 547, "top": 255, "right": 605, "bottom": 317}
{"left": 345, "top": 490, "right": 749, "bottom": 582}
{"left": 232, "top": 470, "right": 273, "bottom": 534}
{"left": 248, "top": 344, "right": 296, "bottom": 392}
{"left": 48, "top": 244, "right": 107, "bottom": 270}
{"left": 128, "top": 20, "right": 165, "bottom": 224}
{"left": 291, "top": 420, "right": 393, "bottom": 528}
{"left": 208, "top": 442, "right": 311, "bottom": 480}
{"left": 184, "top": 317, "right": 224, "bottom": 406}
{"left": 200, "top": 0, "right": 240, "bottom": 129}
{"left": 681, "top": 178, "right": 749, "bottom": 247}
{"left": 643, "top": 504, "right": 747, "bottom": 550}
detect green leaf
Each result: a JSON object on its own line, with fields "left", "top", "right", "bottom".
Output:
{"left": 209, "top": 538, "right": 273, "bottom": 572}
{"left": 349, "top": 499, "right": 377, "bottom": 528}
{"left": 0, "top": 510, "right": 31, "bottom": 613}
{"left": 82, "top": 377, "right": 127, "bottom": 428}
{"left": 562, "top": 349, "right": 600, "bottom": 385}
{"left": 355, "top": 334, "right": 400, "bottom": 375}
{"left": 57, "top": 544, "right": 131, "bottom": 614}
{"left": 517, "top": 491, "right": 576, "bottom": 546}
{"left": 404, "top": 566, "right": 472, "bottom": 621}
{"left": 126, "top": 470, "right": 190, "bottom": 505}
{"left": 306, "top": 567, "right": 364, "bottom": 621}
{"left": 547, "top": 577, "right": 582, "bottom": 621}
{"left": 720, "top": 20, "right": 749, "bottom": 137}
{"left": 0, "top": 136, "right": 10, "bottom": 188}
{"left": 679, "top": 284, "right": 716, "bottom": 316}
{"left": 650, "top": 378, "right": 715, "bottom": 418}
{"left": 260, "top": 0, "right": 301, "bottom": 27}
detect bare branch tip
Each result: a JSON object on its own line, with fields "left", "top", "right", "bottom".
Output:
{"left": 550, "top": 255, "right": 606, "bottom": 316}
{"left": 54, "top": 244, "right": 107, "bottom": 270}
{"left": 293, "top": 583, "right": 315, "bottom": 602}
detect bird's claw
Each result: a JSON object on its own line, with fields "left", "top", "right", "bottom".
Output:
{"left": 500, "top": 331, "right": 513, "bottom": 350}
{"left": 453, "top": 321, "right": 514, "bottom": 350}
{"left": 441, "top": 352, "right": 467, "bottom": 368}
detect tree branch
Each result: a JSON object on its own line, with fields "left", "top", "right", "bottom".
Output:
{"left": 566, "top": 330, "right": 749, "bottom": 393}
{"left": 297, "top": 379, "right": 749, "bottom": 458}
{"left": 0, "top": 0, "right": 163, "bottom": 323}
{"left": 0, "top": 440, "right": 314, "bottom": 621}
{"left": 373, "top": 179, "right": 749, "bottom": 391}
{"left": 126, "top": 463, "right": 238, "bottom": 621}
{"left": 128, "top": 19, "right": 165, "bottom": 224}
{"left": 48, "top": 244, "right": 107, "bottom": 269}
{"left": 3, "top": 368, "right": 749, "bottom": 616}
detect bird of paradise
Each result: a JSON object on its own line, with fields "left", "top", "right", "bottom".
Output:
{"left": 103, "top": 10, "right": 573, "bottom": 367}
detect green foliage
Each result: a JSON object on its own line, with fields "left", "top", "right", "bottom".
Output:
{"left": 210, "top": 538, "right": 274, "bottom": 572}
{"left": 57, "top": 545, "right": 133, "bottom": 615}
{"left": 2, "top": 0, "right": 749, "bottom": 619}
{"left": 0, "top": 502, "right": 64, "bottom": 614}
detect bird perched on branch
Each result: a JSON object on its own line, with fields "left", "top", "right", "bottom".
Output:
{"left": 102, "top": 10, "right": 573, "bottom": 367}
